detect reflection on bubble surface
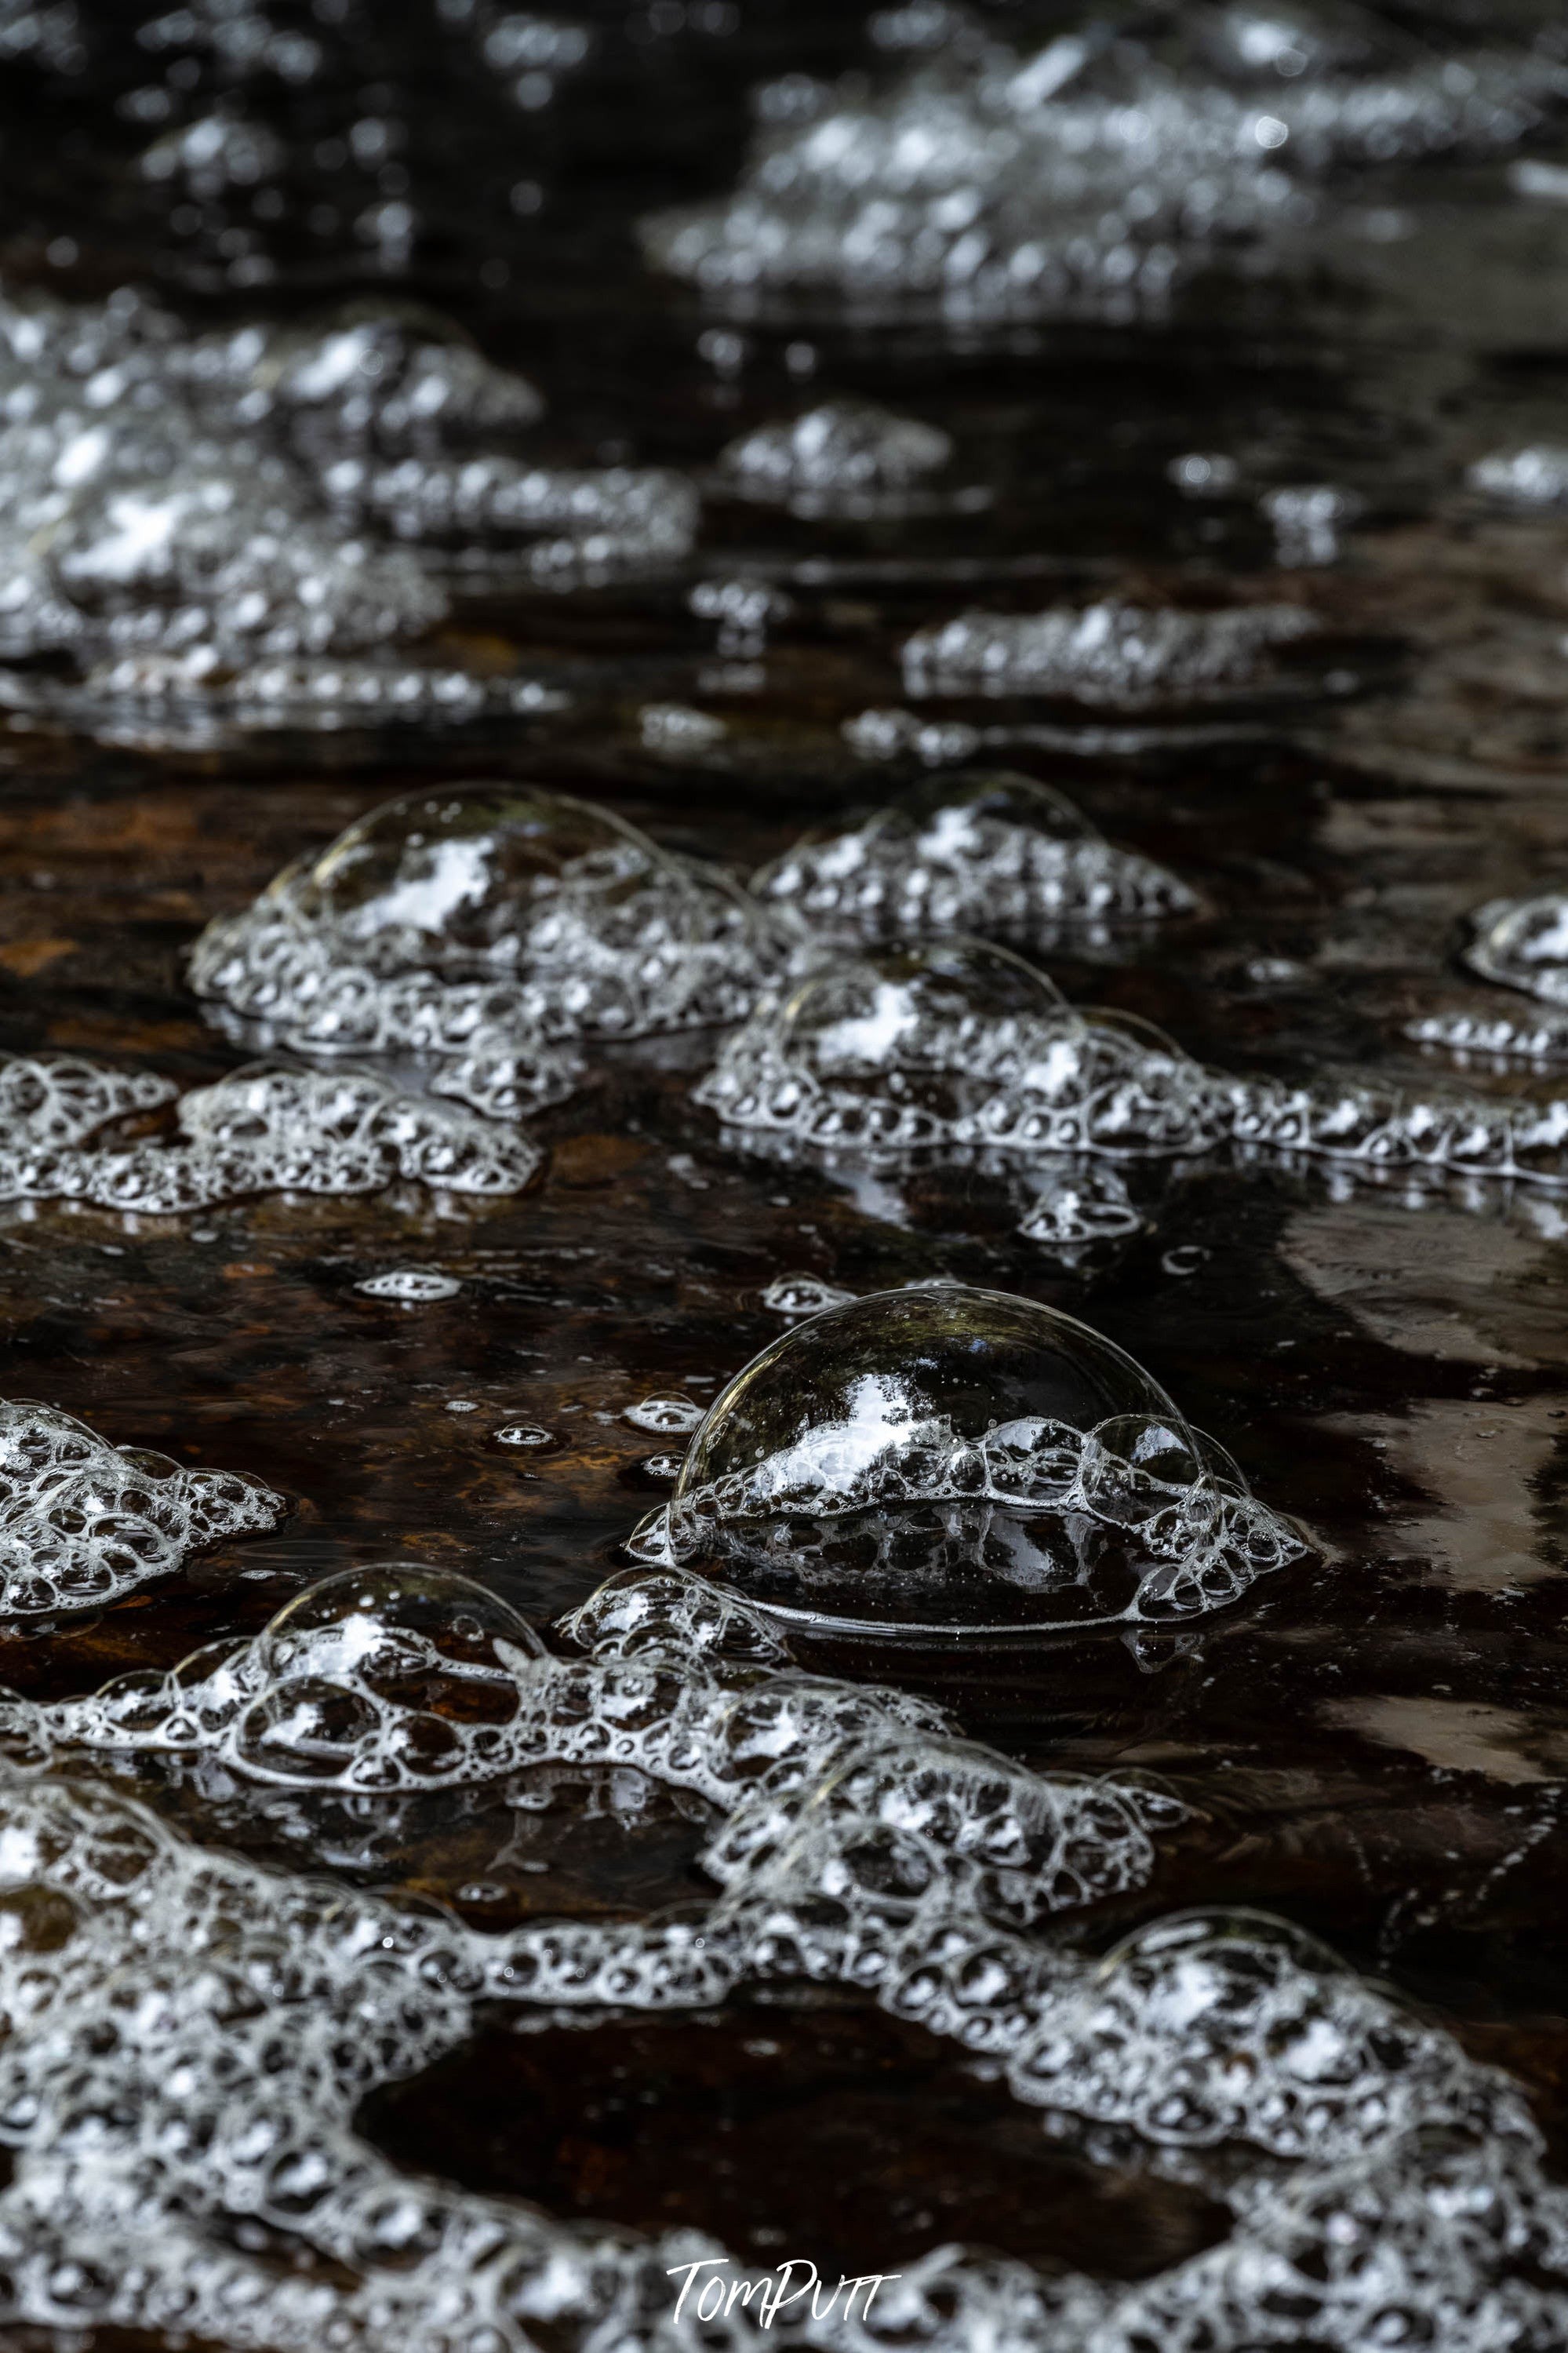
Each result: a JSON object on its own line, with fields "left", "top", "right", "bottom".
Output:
{"left": 632, "top": 1284, "right": 1304, "bottom": 1634}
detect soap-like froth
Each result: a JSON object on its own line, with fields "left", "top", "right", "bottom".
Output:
{"left": 1462, "top": 891, "right": 1568, "bottom": 1005}
{"left": 0, "top": 1557, "right": 1557, "bottom": 2348}
{"left": 902, "top": 600, "right": 1317, "bottom": 705}
{"left": 626, "top": 1285, "right": 1303, "bottom": 1631}
{"left": 0, "top": 286, "right": 697, "bottom": 725}
{"left": 191, "top": 785, "right": 795, "bottom": 1102}
{"left": 751, "top": 767, "right": 1199, "bottom": 943}
{"left": 642, "top": 7, "right": 1563, "bottom": 317}
{"left": 719, "top": 396, "right": 953, "bottom": 513}
{"left": 0, "top": 1397, "right": 281, "bottom": 1616}
{"left": 700, "top": 939, "right": 1568, "bottom": 1206}
{"left": 697, "top": 938, "right": 1235, "bottom": 1162}
{"left": 0, "top": 1054, "right": 540, "bottom": 1209}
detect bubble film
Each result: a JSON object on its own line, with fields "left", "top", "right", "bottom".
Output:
{"left": 642, "top": 6, "right": 1565, "bottom": 318}
{"left": 0, "top": 1056, "right": 540, "bottom": 1211}
{"left": 700, "top": 939, "right": 1568, "bottom": 1205}
{"left": 0, "top": 1557, "right": 1557, "bottom": 2349}
{"left": 627, "top": 1285, "right": 1303, "bottom": 1632}
{"left": 902, "top": 599, "right": 1317, "bottom": 705}
{"left": 750, "top": 767, "right": 1199, "bottom": 944}
{"left": 191, "top": 785, "right": 795, "bottom": 1106}
{"left": 0, "top": 1397, "right": 281, "bottom": 1616}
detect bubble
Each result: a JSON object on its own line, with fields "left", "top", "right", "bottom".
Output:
{"left": 624, "top": 1395, "right": 706, "bottom": 1434}
{"left": 638, "top": 701, "right": 726, "bottom": 756}
{"left": 0, "top": 1397, "right": 281, "bottom": 1617}
{"left": 491, "top": 1422, "right": 556, "bottom": 1448}
{"left": 633, "top": 1284, "right": 1303, "bottom": 1632}
{"left": 0, "top": 286, "right": 697, "bottom": 741}
{"left": 719, "top": 397, "right": 953, "bottom": 515}
{"left": 191, "top": 785, "right": 791, "bottom": 1105}
{"left": 1463, "top": 893, "right": 1568, "bottom": 1007}
{"left": 902, "top": 600, "right": 1317, "bottom": 705}
{"left": 0, "top": 1547, "right": 1557, "bottom": 2351}
{"left": 642, "top": 16, "right": 1561, "bottom": 320}
{"left": 354, "top": 1267, "right": 461, "bottom": 1302}
{"left": 0, "top": 1058, "right": 541, "bottom": 1211}
{"left": 1407, "top": 1003, "right": 1568, "bottom": 1064}
{"left": 759, "top": 1272, "right": 857, "bottom": 1317}
{"left": 697, "top": 937, "right": 1231, "bottom": 1167}
{"left": 1261, "top": 481, "right": 1361, "bottom": 566}
{"left": 751, "top": 767, "right": 1199, "bottom": 945}
{"left": 704, "top": 945, "right": 1568, "bottom": 1209}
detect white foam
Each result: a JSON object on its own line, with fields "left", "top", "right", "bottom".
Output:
{"left": 642, "top": 9, "right": 1564, "bottom": 318}
{"left": 902, "top": 600, "right": 1317, "bottom": 705}
{"left": 0, "top": 1553, "right": 1556, "bottom": 2346}
{"left": 191, "top": 785, "right": 796, "bottom": 1114}
{"left": 700, "top": 939, "right": 1568, "bottom": 1202}
{"left": 0, "top": 1397, "right": 280, "bottom": 1615}
{"left": 751, "top": 767, "right": 1199, "bottom": 943}
{"left": 0, "top": 1054, "right": 540, "bottom": 1211}
{"left": 719, "top": 397, "right": 954, "bottom": 515}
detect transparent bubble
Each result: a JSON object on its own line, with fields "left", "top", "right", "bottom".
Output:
{"left": 238, "top": 1563, "right": 544, "bottom": 1782}
{"left": 193, "top": 783, "right": 789, "bottom": 1073}
{"left": 1464, "top": 893, "right": 1568, "bottom": 1007}
{"left": 354, "top": 1267, "right": 461, "bottom": 1302}
{"left": 638, "top": 1284, "right": 1302, "bottom": 1633}
{"left": 697, "top": 935, "right": 1230, "bottom": 1165}
{"left": 751, "top": 768, "right": 1199, "bottom": 946}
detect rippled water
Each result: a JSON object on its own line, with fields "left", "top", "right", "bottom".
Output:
{"left": 4, "top": 2, "right": 1568, "bottom": 2347}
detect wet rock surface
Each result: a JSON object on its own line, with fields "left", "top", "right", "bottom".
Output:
{"left": 5, "top": 2, "right": 1568, "bottom": 2346}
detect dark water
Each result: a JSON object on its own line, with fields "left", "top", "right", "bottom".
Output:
{"left": 5, "top": 1, "right": 1568, "bottom": 2344}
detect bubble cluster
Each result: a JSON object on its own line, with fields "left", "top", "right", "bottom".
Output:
{"left": 642, "top": 8, "right": 1563, "bottom": 318}
{"left": 0, "top": 1552, "right": 1556, "bottom": 2349}
{"left": 697, "top": 941, "right": 1235, "bottom": 1164}
{"left": 718, "top": 397, "right": 954, "bottom": 515}
{"left": 1461, "top": 891, "right": 1568, "bottom": 1004}
{"left": 0, "top": 1055, "right": 539, "bottom": 1211}
{"left": 700, "top": 938, "right": 1568, "bottom": 1211}
{"left": 902, "top": 599, "right": 1317, "bottom": 705}
{"left": 0, "top": 1397, "right": 281, "bottom": 1616}
{"left": 628, "top": 1286, "right": 1304, "bottom": 1633}
{"left": 751, "top": 768, "right": 1199, "bottom": 945}
{"left": 1468, "top": 444, "right": 1568, "bottom": 507}
{"left": 355, "top": 1267, "right": 463, "bottom": 1303}
{"left": 191, "top": 784, "right": 795, "bottom": 1111}
{"left": 1408, "top": 1004, "right": 1568, "bottom": 1064}
{"left": 0, "top": 286, "right": 697, "bottom": 734}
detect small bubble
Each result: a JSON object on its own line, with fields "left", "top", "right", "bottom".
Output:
{"left": 642, "top": 1452, "right": 686, "bottom": 1481}
{"left": 493, "top": 1422, "right": 556, "bottom": 1448}
{"left": 1161, "top": 1244, "right": 1210, "bottom": 1277}
{"left": 355, "top": 1268, "right": 461, "bottom": 1302}
{"left": 624, "top": 1395, "right": 706, "bottom": 1434}
{"left": 761, "top": 1273, "right": 857, "bottom": 1317}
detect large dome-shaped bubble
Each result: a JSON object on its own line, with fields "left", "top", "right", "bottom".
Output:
{"left": 191, "top": 783, "right": 793, "bottom": 1116}
{"left": 696, "top": 936, "right": 1231, "bottom": 1164}
{"left": 751, "top": 768, "right": 1199, "bottom": 946}
{"left": 631, "top": 1284, "right": 1304, "bottom": 1633}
